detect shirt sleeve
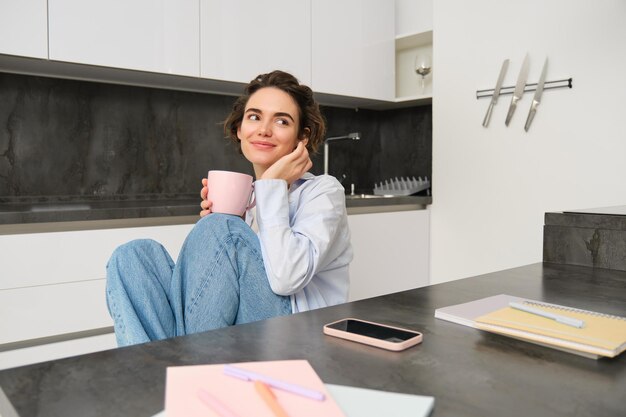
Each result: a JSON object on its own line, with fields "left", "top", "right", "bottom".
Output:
{"left": 254, "top": 177, "right": 346, "bottom": 296}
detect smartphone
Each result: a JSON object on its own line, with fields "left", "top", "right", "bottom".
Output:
{"left": 323, "top": 318, "right": 423, "bottom": 351}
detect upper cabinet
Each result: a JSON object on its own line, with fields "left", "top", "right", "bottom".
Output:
{"left": 0, "top": 1, "right": 419, "bottom": 107}
{"left": 394, "top": 0, "right": 433, "bottom": 102}
{"left": 48, "top": 0, "right": 200, "bottom": 77}
{"left": 200, "top": 0, "right": 311, "bottom": 85}
{"left": 311, "top": 0, "right": 395, "bottom": 102}
{"left": 0, "top": 0, "right": 48, "bottom": 59}
{"left": 395, "top": 0, "right": 432, "bottom": 36}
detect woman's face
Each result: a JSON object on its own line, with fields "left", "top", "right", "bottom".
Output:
{"left": 237, "top": 87, "right": 304, "bottom": 174}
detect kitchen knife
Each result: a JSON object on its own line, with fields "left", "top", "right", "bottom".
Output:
{"left": 524, "top": 58, "right": 548, "bottom": 132}
{"left": 482, "top": 59, "right": 509, "bottom": 127}
{"left": 505, "top": 53, "right": 530, "bottom": 126}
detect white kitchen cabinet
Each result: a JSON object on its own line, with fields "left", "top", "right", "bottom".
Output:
{"left": 48, "top": 0, "right": 200, "bottom": 76}
{"left": 311, "top": 0, "right": 395, "bottom": 101}
{"left": 0, "top": 223, "right": 194, "bottom": 364}
{"left": 395, "top": 31, "right": 433, "bottom": 100}
{"left": 0, "top": 0, "right": 48, "bottom": 59}
{"left": 394, "top": 0, "right": 433, "bottom": 102}
{"left": 395, "top": 0, "right": 432, "bottom": 37}
{"left": 347, "top": 209, "right": 430, "bottom": 301}
{"left": 200, "top": 0, "right": 311, "bottom": 85}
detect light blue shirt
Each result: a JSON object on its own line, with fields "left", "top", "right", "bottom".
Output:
{"left": 247, "top": 173, "right": 352, "bottom": 313}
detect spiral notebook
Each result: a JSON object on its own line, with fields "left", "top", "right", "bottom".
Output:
{"left": 474, "top": 298, "right": 626, "bottom": 358}
{"left": 435, "top": 294, "right": 626, "bottom": 359}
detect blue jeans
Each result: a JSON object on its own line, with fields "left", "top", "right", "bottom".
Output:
{"left": 105, "top": 214, "right": 292, "bottom": 347}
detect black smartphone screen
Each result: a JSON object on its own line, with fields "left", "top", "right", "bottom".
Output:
{"left": 327, "top": 319, "right": 418, "bottom": 342}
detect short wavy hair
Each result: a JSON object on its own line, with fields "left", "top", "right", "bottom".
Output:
{"left": 223, "top": 70, "right": 326, "bottom": 154}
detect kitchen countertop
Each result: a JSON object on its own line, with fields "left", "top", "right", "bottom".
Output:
{"left": 563, "top": 205, "right": 626, "bottom": 216}
{"left": 0, "top": 194, "right": 432, "bottom": 234}
{"left": 0, "top": 262, "right": 624, "bottom": 417}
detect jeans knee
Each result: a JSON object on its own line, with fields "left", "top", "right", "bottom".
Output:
{"left": 193, "top": 213, "right": 250, "bottom": 239}
{"left": 109, "top": 239, "right": 161, "bottom": 263}
{"left": 107, "top": 239, "right": 166, "bottom": 282}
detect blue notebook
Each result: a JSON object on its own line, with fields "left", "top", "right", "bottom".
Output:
{"left": 326, "top": 384, "right": 434, "bottom": 417}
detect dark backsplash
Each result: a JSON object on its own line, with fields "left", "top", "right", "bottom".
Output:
{"left": 0, "top": 72, "right": 431, "bottom": 199}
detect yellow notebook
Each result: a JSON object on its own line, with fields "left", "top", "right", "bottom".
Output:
{"left": 475, "top": 301, "right": 626, "bottom": 358}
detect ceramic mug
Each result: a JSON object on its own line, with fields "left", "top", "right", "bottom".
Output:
{"left": 207, "top": 170, "right": 255, "bottom": 216}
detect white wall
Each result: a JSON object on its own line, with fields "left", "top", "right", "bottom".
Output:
{"left": 431, "top": 0, "right": 626, "bottom": 283}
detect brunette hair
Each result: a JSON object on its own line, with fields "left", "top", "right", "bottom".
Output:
{"left": 223, "top": 70, "right": 326, "bottom": 154}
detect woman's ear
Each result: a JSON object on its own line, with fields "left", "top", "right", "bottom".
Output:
{"left": 300, "top": 127, "right": 311, "bottom": 144}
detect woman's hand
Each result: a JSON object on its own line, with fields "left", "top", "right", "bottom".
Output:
{"left": 261, "top": 141, "right": 312, "bottom": 184}
{"left": 199, "top": 178, "right": 213, "bottom": 217}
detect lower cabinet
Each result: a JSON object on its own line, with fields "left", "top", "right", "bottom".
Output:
{"left": 347, "top": 209, "right": 430, "bottom": 301}
{"left": 0, "top": 223, "right": 195, "bottom": 370}
{"left": 0, "top": 209, "right": 430, "bottom": 368}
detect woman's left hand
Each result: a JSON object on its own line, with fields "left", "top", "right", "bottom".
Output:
{"left": 261, "top": 141, "right": 312, "bottom": 184}
{"left": 199, "top": 178, "right": 213, "bottom": 217}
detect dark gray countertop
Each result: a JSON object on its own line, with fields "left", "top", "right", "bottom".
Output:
{"left": 564, "top": 205, "right": 626, "bottom": 216}
{"left": 1, "top": 262, "right": 624, "bottom": 417}
{"left": 0, "top": 194, "right": 432, "bottom": 231}
{"left": 546, "top": 205, "right": 626, "bottom": 230}
{"left": 0, "top": 194, "right": 201, "bottom": 225}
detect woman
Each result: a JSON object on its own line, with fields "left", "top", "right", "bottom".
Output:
{"left": 106, "top": 70, "right": 353, "bottom": 347}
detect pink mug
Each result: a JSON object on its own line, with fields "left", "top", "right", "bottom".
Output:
{"left": 207, "top": 170, "right": 255, "bottom": 216}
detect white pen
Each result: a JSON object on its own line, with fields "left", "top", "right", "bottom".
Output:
{"left": 509, "top": 302, "right": 585, "bottom": 329}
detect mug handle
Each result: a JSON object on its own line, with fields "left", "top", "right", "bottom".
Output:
{"left": 247, "top": 184, "right": 256, "bottom": 210}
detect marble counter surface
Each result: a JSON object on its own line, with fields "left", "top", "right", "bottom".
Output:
{"left": 0, "top": 195, "right": 200, "bottom": 225}
{"left": 0, "top": 194, "right": 432, "bottom": 233}
{"left": 0, "top": 262, "right": 625, "bottom": 417}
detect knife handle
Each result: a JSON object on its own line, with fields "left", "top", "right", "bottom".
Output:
{"left": 505, "top": 97, "right": 518, "bottom": 126}
{"left": 524, "top": 101, "right": 539, "bottom": 132}
{"left": 482, "top": 101, "right": 495, "bottom": 127}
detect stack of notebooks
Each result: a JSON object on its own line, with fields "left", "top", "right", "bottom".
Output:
{"left": 153, "top": 359, "right": 435, "bottom": 417}
{"left": 435, "top": 294, "right": 626, "bottom": 359}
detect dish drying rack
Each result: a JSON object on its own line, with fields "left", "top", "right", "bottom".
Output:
{"left": 373, "top": 176, "right": 430, "bottom": 196}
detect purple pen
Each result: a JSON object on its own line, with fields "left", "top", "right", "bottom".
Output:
{"left": 197, "top": 389, "right": 241, "bottom": 417}
{"left": 223, "top": 365, "right": 326, "bottom": 401}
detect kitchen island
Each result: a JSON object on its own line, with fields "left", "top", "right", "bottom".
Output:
{"left": 0, "top": 262, "right": 624, "bottom": 417}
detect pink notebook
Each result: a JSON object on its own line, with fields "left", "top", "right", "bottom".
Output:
{"left": 165, "top": 359, "right": 346, "bottom": 417}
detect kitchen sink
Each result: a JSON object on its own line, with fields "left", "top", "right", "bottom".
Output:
{"left": 29, "top": 203, "right": 92, "bottom": 212}
{"left": 345, "top": 194, "right": 395, "bottom": 199}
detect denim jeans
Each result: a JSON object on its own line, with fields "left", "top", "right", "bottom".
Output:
{"left": 105, "top": 213, "right": 292, "bottom": 346}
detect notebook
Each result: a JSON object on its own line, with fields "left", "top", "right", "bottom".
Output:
{"left": 158, "top": 360, "right": 435, "bottom": 417}
{"left": 435, "top": 294, "right": 626, "bottom": 359}
{"left": 326, "top": 384, "right": 434, "bottom": 417}
{"left": 434, "top": 294, "right": 525, "bottom": 327}
{"left": 154, "top": 381, "right": 434, "bottom": 417}
{"left": 165, "top": 360, "right": 346, "bottom": 417}
{"left": 475, "top": 300, "right": 626, "bottom": 358}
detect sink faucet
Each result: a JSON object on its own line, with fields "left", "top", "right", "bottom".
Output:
{"left": 323, "top": 132, "right": 361, "bottom": 176}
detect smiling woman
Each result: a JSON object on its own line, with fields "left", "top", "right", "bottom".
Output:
{"left": 105, "top": 70, "right": 353, "bottom": 347}
{"left": 238, "top": 87, "right": 311, "bottom": 180}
